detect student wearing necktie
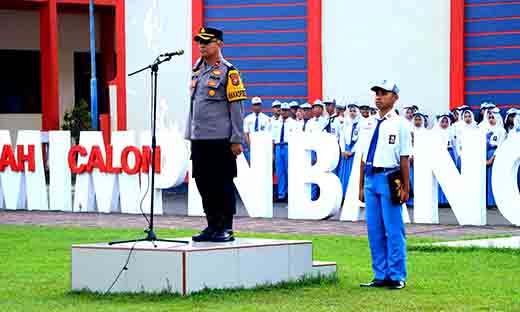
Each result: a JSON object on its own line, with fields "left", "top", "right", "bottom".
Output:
{"left": 243, "top": 97, "right": 270, "bottom": 162}
{"left": 359, "top": 80, "right": 411, "bottom": 290}
{"left": 272, "top": 102, "right": 296, "bottom": 201}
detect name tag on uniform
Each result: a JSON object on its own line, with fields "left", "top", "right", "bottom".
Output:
{"left": 389, "top": 134, "right": 396, "bottom": 144}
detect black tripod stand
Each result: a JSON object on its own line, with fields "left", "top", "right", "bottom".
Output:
{"left": 109, "top": 55, "right": 188, "bottom": 247}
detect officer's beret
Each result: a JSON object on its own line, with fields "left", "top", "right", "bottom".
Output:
{"left": 194, "top": 27, "right": 224, "bottom": 42}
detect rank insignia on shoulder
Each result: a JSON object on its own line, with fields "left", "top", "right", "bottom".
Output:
{"left": 226, "top": 69, "right": 247, "bottom": 102}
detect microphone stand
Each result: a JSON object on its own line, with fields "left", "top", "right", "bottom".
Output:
{"left": 109, "top": 55, "right": 188, "bottom": 246}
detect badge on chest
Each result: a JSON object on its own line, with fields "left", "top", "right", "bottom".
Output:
{"left": 389, "top": 134, "right": 396, "bottom": 144}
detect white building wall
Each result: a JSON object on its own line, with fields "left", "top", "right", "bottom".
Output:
{"left": 322, "top": 0, "right": 451, "bottom": 115}
{"left": 0, "top": 9, "right": 102, "bottom": 133}
{"left": 125, "top": 0, "right": 192, "bottom": 134}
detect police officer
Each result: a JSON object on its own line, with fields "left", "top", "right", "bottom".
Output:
{"left": 244, "top": 96, "right": 270, "bottom": 161}
{"left": 272, "top": 102, "right": 297, "bottom": 201}
{"left": 359, "top": 80, "right": 411, "bottom": 290}
{"left": 185, "top": 27, "right": 246, "bottom": 243}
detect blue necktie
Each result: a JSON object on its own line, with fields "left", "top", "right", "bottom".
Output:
{"left": 365, "top": 118, "right": 385, "bottom": 176}
{"left": 254, "top": 113, "right": 259, "bottom": 132}
{"left": 280, "top": 120, "right": 285, "bottom": 144}
{"left": 350, "top": 122, "right": 359, "bottom": 147}
{"left": 303, "top": 119, "right": 308, "bottom": 132}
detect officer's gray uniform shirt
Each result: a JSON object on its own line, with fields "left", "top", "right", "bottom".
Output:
{"left": 185, "top": 57, "right": 246, "bottom": 143}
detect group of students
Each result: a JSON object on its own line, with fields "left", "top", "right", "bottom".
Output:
{"left": 242, "top": 96, "right": 520, "bottom": 206}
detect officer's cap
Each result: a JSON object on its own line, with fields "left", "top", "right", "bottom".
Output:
{"left": 272, "top": 100, "right": 282, "bottom": 108}
{"left": 289, "top": 101, "right": 299, "bottom": 108}
{"left": 312, "top": 99, "right": 324, "bottom": 108}
{"left": 281, "top": 102, "right": 291, "bottom": 110}
{"left": 251, "top": 97, "right": 262, "bottom": 105}
{"left": 300, "top": 102, "right": 312, "bottom": 110}
{"left": 371, "top": 80, "right": 399, "bottom": 95}
{"left": 194, "top": 27, "right": 224, "bottom": 43}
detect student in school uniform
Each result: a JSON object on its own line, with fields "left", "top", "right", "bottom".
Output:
{"left": 504, "top": 108, "right": 519, "bottom": 134}
{"left": 271, "top": 100, "right": 281, "bottom": 122}
{"left": 435, "top": 113, "right": 458, "bottom": 206}
{"left": 359, "top": 104, "right": 372, "bottom": 120}
{"left": 336, "top": 103, "right": 347, "bottom": 128}
{"left": 407, "top": 112, "right": 427, "bottom": 207}
{"left": 243, "top": 96, "right": 271, "bottom": 162}
{"left": 403, "top": 105, "right": 414, "bottom": 127}
{"left": 455, "top": 109, "right": 478, "bottom": 170}
{"left": 289, "top": 101, "right": 300, "bottom": 120}
{"left": 359, "top": 80, "right": 411, "bottom": 290}
{"left": 478, "top": 101, "right": 497, "bottom": 130}
{"left": 338, "top": 103, "right": 361, "bottom": 196}
{"left": 271, "top": 102, "right": 297, "bottom": 202}
{"left": 309, "top": 99, "right": 328, "bottom": 132}
{"left": 297, "top": 102, "right": 314, "bottom": 132}
{"left": 485, "top": 108, "right": 507, "bottom": 208}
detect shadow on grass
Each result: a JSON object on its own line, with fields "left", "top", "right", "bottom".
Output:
{"left": 66, "top": 273, "right": 339, "bottom": 302}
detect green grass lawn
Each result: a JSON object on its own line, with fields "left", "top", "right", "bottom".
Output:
{"left": 1, "top": 224, "right": 520, "bottom": 312}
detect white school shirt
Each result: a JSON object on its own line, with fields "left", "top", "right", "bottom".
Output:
{"left": 339, "top": 118, "right": 361, "bottom": 153}
{"left": 244, "top": 112, "right": 271, "bottom": 134}
{"left": 361, "top": 111, "right": 412, "bottom": 168}
{"left": 271, "top": 117, "right": 297, "bottom": 144}
{"left": 487, "top": 126, "right": 507, "bottom": 154}
{"left": 308, "top": 116, "right": 328, "bottom": 133}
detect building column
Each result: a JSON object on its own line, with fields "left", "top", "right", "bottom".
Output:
{"left": 115, "top": 0, "right": 127, "bottom": 130}
{"left": 40, "top": 0, "right": 60, "bottom": 130}
{"left": 450, "top": 0, "right": 465, "bottom": 109}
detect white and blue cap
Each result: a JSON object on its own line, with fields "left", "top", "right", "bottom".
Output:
{"left": 272, "top": 100, "right": 281, "bottom": 108}
{"left": 280, "top": 102, "right": 291, "bottom": 110}
{"left": 312, "top": 99, "right": 324, "bottom": 107}
{"left": 323, "top": 99, "right": 336, "bottom": 106}
{"left": 300, "top": 102, "right": 312, "bottom": 109}
{"left": 289, "top": 101, "right": 299, "bottom": 108}
{"left": 506, "top": 108, "right": 518, "bottom": 115}
{"left": 251, "top": 96, "right": 262, "bottom": 105}
{"left": 480, "top": 101, "right": 496, "bottom": 110}
{"left": 347, "top": 101, "right": 359, "bottom": 109}
{"left": 336, "top": 103, "right": 346, "bottom": 110}
{"left": 371, "top": 80, "right": 399, "bottom": 95}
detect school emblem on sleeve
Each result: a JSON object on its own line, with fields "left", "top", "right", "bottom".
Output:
{"left": 389, "top": 134, "right": 396, "bottom": 144}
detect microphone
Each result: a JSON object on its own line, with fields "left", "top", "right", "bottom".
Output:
{"left": 160, "top": 50, "right": 184, "bottom": 57}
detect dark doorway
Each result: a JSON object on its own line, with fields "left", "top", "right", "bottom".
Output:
{"left": 73, "top": 52, "right": 108, "bottom": 114}
{"left": 0, "top": 50, "right": 41, "bottom": 114}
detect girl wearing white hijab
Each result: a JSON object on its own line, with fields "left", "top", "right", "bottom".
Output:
{"left": 504, "top": 108, "right": 520, "bottom": 136}
{"left": 337, "top": 103, "right": 361, "bottom": 197}
{"left": 434, "top": 113, "right": 458, "bottom": 206}
{"left": 407, "top": 112, "right": 427, "bottom": 206}
{"left": 485, "top": 108, "right": 506, "bottom": 207}
{"left": 455, "top": 109, "right": 478, "bottom": 170}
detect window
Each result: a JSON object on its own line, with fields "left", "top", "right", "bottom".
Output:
{"left": 0, "top": 50, "right": 41, "bottom": 114}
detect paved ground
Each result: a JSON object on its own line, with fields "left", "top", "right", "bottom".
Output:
{"left": 1, "top": 193, "right": 519, "bottom": 240}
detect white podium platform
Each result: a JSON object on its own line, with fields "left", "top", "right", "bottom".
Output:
{"left": 72, "top": 238, "right": 337, "bottom": 295}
